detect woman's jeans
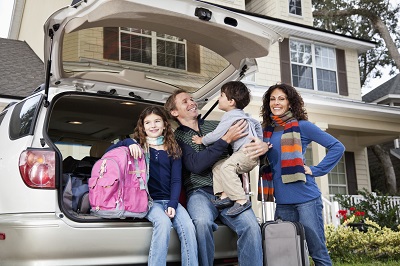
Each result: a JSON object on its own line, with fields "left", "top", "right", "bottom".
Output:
{"left": 187, "top": 188, "right": 263, "bottom": 266}
{"left": 146, "top": 200, "right": 198, "bottom": 266}
{"left": 274, "top": 197, "right": 332, "bottom": 266}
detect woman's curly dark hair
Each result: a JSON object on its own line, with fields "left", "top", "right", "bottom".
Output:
{"left": 260, "top": 83, "right": 308, "bottom": 128}
{"left": 133, "top": 106, "right": 182, "bottom": 159}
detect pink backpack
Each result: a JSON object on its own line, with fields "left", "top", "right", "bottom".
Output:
{"left": 89, "top": 146, "right": 152, "bottom": 219}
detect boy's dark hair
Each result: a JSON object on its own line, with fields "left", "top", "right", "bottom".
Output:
{"left": 221, "top": 81, "right": 251, "bottom": 110}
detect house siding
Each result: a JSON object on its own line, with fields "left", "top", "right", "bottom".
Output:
{"left": 345, "top": 49, "right": 363, "bottom": 101}
{"left": 254, "top": 44, "right": 281, "bottom": 86}
{"left": 246, "top": 0, "right": 313, "bottom": 26}
{"left": 18, "top": 0, "right": 71, "bottom": 61}
{"left": 245, "top": 0, "right": 268, "bottom": 15}
{"left": 209, "top": 0, "right": 245, "bottom": 9}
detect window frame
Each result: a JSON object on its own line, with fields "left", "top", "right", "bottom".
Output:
{"left": 119, "top": 27, "right": 187, "bottom": 71}
{"left": 288, "top": 0, "right": 302, "bottom": 16}
{"left": 289, "top": 38, "right": 339, "bottom": 93}
{"left": 328, "top": 155, "right": 348, "bottom": 195}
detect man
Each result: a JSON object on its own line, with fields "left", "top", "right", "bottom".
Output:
{"left": 165, "top": 89, "right": 269, "bottom": 266}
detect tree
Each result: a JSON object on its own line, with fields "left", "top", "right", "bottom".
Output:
{"left": 312, "top": 0, "right": 400, "bottom": 86}
{"left": 370, "top": 145, "right": 397, "bottom": 194}
{"left": 312, "top": 0, "right": 400, "bottom": 194}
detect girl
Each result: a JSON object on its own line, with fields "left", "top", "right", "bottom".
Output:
{"left": 107, "top": 106, "right": 198, "bottom": 266}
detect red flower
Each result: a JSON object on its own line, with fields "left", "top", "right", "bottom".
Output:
{"left": 349, "top": 206, "right": 356, "bottom": 211}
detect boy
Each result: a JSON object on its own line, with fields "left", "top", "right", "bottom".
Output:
{"left": 192, "top": 81, "right": 262, "bottom": 216}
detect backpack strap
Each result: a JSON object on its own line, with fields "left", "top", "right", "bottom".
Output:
{"left": 134, "top": 159, "right": 146, "bottom": 190}
{"left": 99, "top": 159, "right": 107, "bottom": 177}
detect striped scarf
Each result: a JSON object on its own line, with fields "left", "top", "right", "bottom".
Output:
{"left": 258, "top": 111, "right": 306, "bottom": 202}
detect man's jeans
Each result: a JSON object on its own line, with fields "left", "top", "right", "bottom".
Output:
{"left": 187, "top": 189, "right": 263, "bottom": 266}
{"left": 274, "top": 197, "right": 332, "bottom": 266}
{"left": 146, "top": 200, "right": 198, "bottom": 266}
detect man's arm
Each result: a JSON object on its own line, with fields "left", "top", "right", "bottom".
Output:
{"left": 180, "top": 120, "right": 248, "bottom": 174}
{"left": 179, "top": 138, "right": 228, "bottom": 174}
{"left": 201, "top": 113, "right": 235, "bottom": 146}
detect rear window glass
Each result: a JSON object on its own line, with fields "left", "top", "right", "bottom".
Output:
{"left": 62, "top": 27, "right": 229, "bottom": 93}
{"left": 56, "top": 142, "right": 91, "bottom": 160}
{"left": 9, "top": 95, "right": 42, "bottom": 139}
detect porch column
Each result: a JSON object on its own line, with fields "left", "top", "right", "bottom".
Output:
{"left": 311, "top": 122, "right": 330, "bottom": 199}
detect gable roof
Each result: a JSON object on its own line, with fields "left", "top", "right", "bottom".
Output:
{"left": 0, "top": 38, "right": 44, "bottom": 100}
{"left": 362, "top": 74, "right": 400, "bottom": 103}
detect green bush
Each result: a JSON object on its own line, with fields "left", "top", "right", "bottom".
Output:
{"left": 325, "top": 220, "right": 400, "bottom": 263}
{"left": 333, "top": 189, "right": 400, "bottom": 231}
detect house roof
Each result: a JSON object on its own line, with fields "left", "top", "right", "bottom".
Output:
{"left": 362, "top": 74, "right": 400, "bottom": 103}
{"left": 0, "top": 38, "right": 44, "bottom": 100}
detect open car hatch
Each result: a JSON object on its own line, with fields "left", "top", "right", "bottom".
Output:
{"left": 44, "top": 0, "right": 281, "bottom": 105}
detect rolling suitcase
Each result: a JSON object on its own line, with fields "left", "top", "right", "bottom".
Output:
{"left": 258, "top": 172, "right": 310, "bottom": 266}
{"left": 261, "top": 219, "right": 310, "bottom": 266}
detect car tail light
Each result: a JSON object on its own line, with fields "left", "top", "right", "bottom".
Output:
{"left": 19, "top": 149, "right": 56, "bottom": 189}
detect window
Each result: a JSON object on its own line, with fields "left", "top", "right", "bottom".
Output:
{"left": 120, "top": 27, "right": 186, "bottom": 70}
{"left": 328, "top": 156, "right": 347, "bottom": 194}
{"left": 290, "top": 39, "right": 338, "bottom": 93}
{"left": 289, "top": 0, "right": 302, "bottom": 16}
{"left": 56, "top": 142, "right": 91, "bottom": 160}
{"left": 9, "top": 95, "right": 42, "bottom": 140}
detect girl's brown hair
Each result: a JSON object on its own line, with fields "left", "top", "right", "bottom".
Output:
{"left": 133, "top": 106, "right": 182, "bottom": 159}
{"left": 260, "top": 83, "right": 308, "bottom": 128}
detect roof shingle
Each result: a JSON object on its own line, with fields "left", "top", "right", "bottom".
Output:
{"left": 362, "top": 74, "right": 400, "bottom": 103}
{"left": 0, "top": 38, "right": 45, "bottom": 99}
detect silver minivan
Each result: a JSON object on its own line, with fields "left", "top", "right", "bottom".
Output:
{"left": 0, "top": 0, "right": 279, "bottom": 265}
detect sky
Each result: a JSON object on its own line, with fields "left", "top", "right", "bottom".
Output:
{"left": 0, "top": 0, "right": 398, "bottom": 94}
{"left": 0, "top": 0, "right": 13, "bottom": 39}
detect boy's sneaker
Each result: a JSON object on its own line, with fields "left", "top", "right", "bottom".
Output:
{"left": 212, "top": 197, "right": 234, "bottom": 209}
{"left": 226, "top": 201, "right": 252, "bottom": 217}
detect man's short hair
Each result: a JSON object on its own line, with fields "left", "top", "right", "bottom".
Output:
{"left": 221, "top": 81, "right": 251, "bottom": 110}
{"left": 164, "top": 89, "right": 187, "bottom": 120}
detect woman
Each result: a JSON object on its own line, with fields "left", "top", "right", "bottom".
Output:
{"left": 259, "top": 83, "right": 345, "bottom": 266}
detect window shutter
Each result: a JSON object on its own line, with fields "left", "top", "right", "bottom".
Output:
{"left": 336, "top": 49, "right": 348, "bottom": 96}
{"left": 187, "top": 41, "right": 200, "bottom": 73}
{"left": 345, "top": 151, "right": 358, "bottom": 195}
{"left": 279, "top": 38, "right": 292, "bottom": 85}
{"left": 103, "top": 27, "right": 119, "bottom": 60}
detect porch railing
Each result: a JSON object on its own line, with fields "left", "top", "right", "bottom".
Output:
{"left": 329, "top": 194, "right": 400, "bottom": 224}
{"left": 260, "top": 194, "right": 400, "bottom": 227}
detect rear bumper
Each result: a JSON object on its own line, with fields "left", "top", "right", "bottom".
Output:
{"left": 0, "top": 213, "right": 238, "bottom": 265}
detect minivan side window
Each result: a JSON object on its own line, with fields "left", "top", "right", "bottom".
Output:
{"left": 9, "top": 95, "right": 42, "bottom": 139}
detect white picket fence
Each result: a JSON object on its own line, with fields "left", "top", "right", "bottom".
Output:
{"left": 261, "top": 194, "right": 400, "bottom": 227}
